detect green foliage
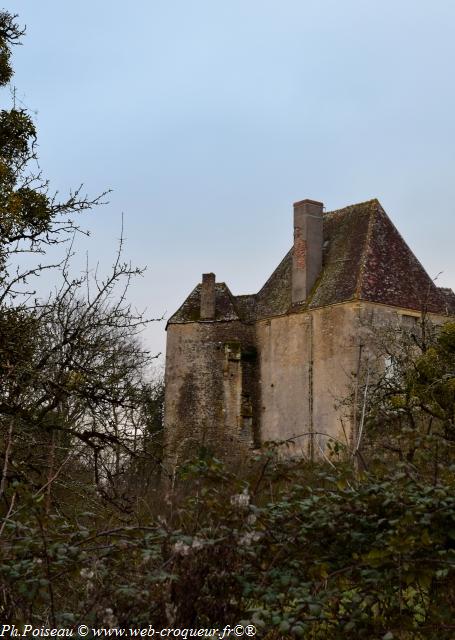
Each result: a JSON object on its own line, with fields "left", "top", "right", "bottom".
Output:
{"left": 0, "top": 306, "right": 38, "bottom": 379}
{"left": 408, "top": 322, "right": 455, "bottom": 439}
{"left": 354, "top": 318, "right": 455, "bottom": 472}
{"left": 0, "top": 108, "right": 36, "bottom": 161}
{"left": 0, "top": 11, "right": 23, "bottom": 87}
{"left": 0, "top": 20, "right": 51, "bottom": 254}
{"left": 243, "top": 468, "right": 455, "bottom": 638}
{"left": 1, "top": 456, "right": 455, "bottom": 638}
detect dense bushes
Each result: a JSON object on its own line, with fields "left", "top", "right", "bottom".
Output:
{"left": 1, "top": 453, "right": 455, "bottom": 638}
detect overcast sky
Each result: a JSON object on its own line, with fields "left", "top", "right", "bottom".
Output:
{"left": 9, "top": 0, "right": 455, "bottom": 359}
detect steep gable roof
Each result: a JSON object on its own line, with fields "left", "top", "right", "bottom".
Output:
{"left": 359, "top": 202, "right": 447, "bottom": 312}
{"left": 168, "top": 282, "right": 240, "bottom": 324}
{"left": 168, "top": 199, "right": 454, "bottom": 325}
{"left": 256, "top": 199, "right": 452, "bottom": 318}
{"left": 255, "top": 248, "right": 292, "bottom": 317}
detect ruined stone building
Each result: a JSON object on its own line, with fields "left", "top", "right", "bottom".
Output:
{"left": 164, "top": 198, "right": 455, "bottom": 464}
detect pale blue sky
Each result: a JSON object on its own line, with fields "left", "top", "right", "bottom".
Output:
{"left": 9, "top": 0, "right": 455, "bottom": 357}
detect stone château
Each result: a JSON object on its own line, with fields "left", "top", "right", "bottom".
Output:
{"left": 164, "top": 198, "right": 455, "bottom": 465}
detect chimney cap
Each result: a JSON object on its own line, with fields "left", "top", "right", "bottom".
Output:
{"left": 293, "top": 198, "right": 324, "bottom": 208}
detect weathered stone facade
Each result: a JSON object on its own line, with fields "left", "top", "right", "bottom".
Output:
{"left": 164, "top": 198, "right": 455, "bottom": 465}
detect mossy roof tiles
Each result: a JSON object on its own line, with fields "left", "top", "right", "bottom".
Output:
{"left": 168, "top": 282, "right": 240, "bottom": 324}
{"left": 168, "top": 199, "right": 454, "bottom": 325}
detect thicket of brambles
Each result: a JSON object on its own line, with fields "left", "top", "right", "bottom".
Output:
{"left": 1, "top": 10, "right": 455, "bottom": 639}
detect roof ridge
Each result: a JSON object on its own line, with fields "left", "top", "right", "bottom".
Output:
{"left": 354, "top": 200, "right": 379, "bottom": 298}
{"left": 325, "top": 198, "right": 380, "bottom": 217}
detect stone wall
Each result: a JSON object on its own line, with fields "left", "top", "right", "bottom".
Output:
{"left": 256, "top": 303, "right": 360, "bottom": 456}
{"left": 164, "top": 320, "right": 258, "bottom": 469}
{"left": 164, "top": 302, "right": 452, "bottom": 467}
{"left": 256, "top": 314, "right": 312, "bottom": 455}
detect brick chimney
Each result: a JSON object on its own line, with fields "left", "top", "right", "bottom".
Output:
{"left": 200, "top": 272, "right": 216, "bottom": 320}
{"left": 292, "top": 199, "right": 324, "bottom": 304}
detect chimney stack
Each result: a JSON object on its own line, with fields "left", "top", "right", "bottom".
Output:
{"left": 292, "top": 199, "right": 324, "bottom": 304}
{"left": 200, "top": 272, "right": 216, "bottom": 320}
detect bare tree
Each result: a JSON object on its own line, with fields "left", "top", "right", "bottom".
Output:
{"left": 0, "top": 11, "right": 162, "bottom": 517}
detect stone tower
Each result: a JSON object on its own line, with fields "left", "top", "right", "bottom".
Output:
{"left": 164, "top": 198, "right": 455, "bottom": 467}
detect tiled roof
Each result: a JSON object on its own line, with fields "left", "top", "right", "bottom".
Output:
{"left": 256, "top": 248, "right": 293, "bottom": 317}
{"left": 168, "top": 282, "right": 240, "bottom": 324}
{"left": 168, "top": 199, "right": 454, "bottom": 324}
{"left": 358, "top": 201, "right": 447, "bottom": 312}
{"left": 234, "top": 294, "right": 257, "bottom": 323}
